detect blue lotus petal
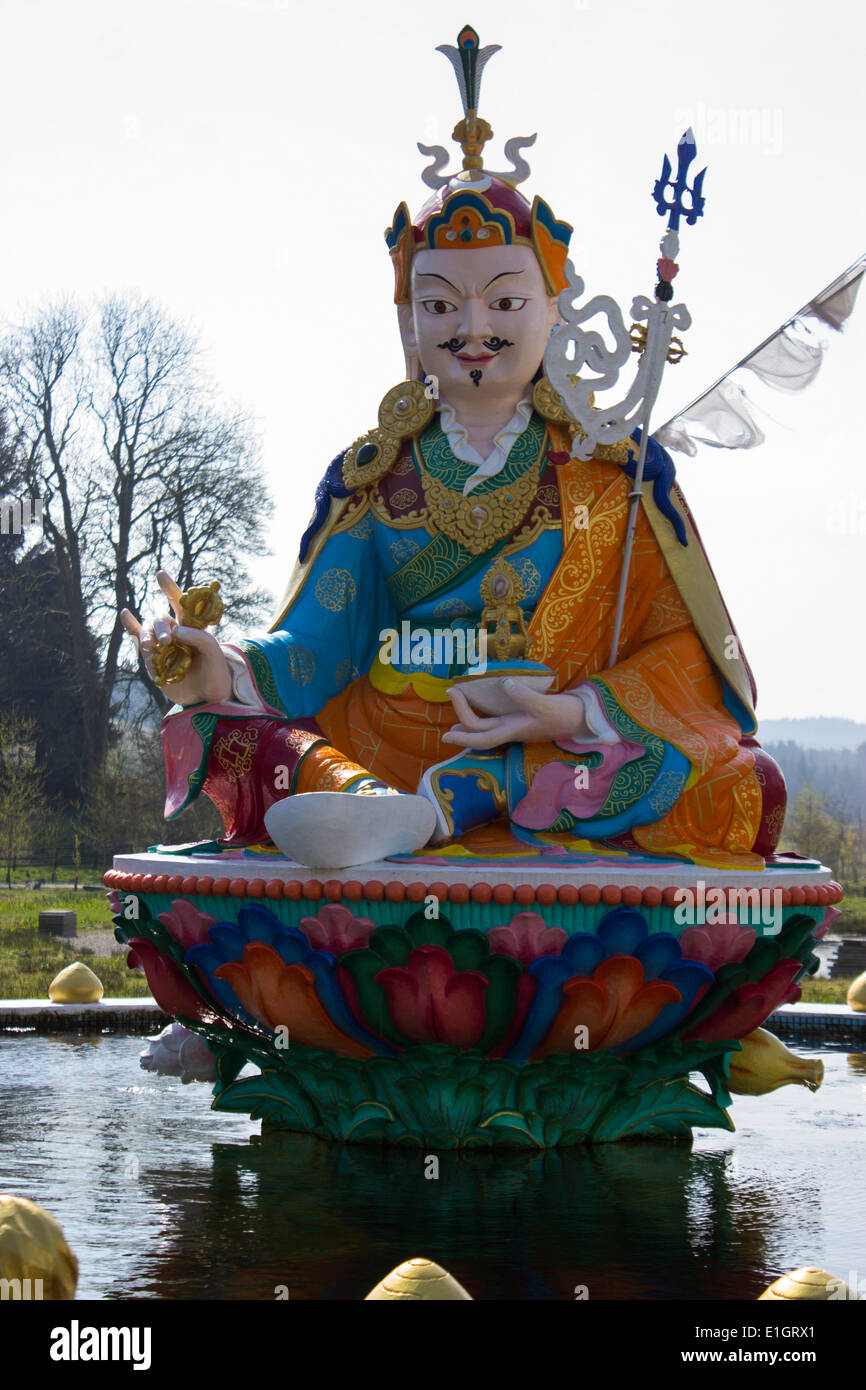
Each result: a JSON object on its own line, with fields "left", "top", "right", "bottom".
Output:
{"left": 235, "top": 906, "right": 314, "bottom": 954}
{"left": 184, "top": 942, "right": 262, "bottom": 1029}
{"left": 186, "top": 942, "right": 232, "bottom": 974}
{"left": 616, "top": 960, "right": 715, "bottom": 1053}
{"left": 597, "top": 908, "right": 649, "bottom": 956}
{"left": 207, "top": 923, "right": 245, "bottom": 959}
{"left": 528, "top": 956, "right": 579, "bottom": 988}
{"left": 194, "top": 917, "right": 391, "bottom": 1055}
{"left": 635, "top": 932, "right": 683, "bottom": 979}
{"left": 561, "top": 933, "right": 606, "bottom": 976}
{"left": 236, "top": 904, "right": 286, "bottom": 945}
{"left": 505, "top": 957, "right": 576, "bottom": 1065}
{"left": 271, "top": 932, "right": 316, "bottom": 966}
{"left": 304, "top": 956, "right": 397, "bottom": 1057}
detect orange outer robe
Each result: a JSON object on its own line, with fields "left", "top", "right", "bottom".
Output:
{"left": 301, "top": 424, "right": 764, "bottom": 871}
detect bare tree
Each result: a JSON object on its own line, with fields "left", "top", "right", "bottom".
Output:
{"left": 1, "top": 296, "right": 270, "bottom": 790}
{"left": 0, "top": 709, "right": 49, "bottom": 886}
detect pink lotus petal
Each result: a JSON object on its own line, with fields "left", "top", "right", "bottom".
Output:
{"left": 815, "top": 906, "right": 842, "bottom": 941}
{"left": 679, "top": 918, "right": 756, "bottom": 971}
{"left": 682, "top": 959, "right": 801, "bottom": 1042}
{"left": 376, "top": 946, "right": 487, "bottom": 1048}
{"left": 300, "top": 903, "right": 377, "bottom": 955}
{"left": 158, "top": 898, "right": 218, "bottom": 951}
{"left": 488, "top": 911, "right": 567, "bottom": 965}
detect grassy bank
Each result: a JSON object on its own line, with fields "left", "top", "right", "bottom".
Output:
{"left": 798, "top": 977, "right": 855, "bottom": 1005}
{"left": 0, "top": 889, "right": 149, "bottom": 1000}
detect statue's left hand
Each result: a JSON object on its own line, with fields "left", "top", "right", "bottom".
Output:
{"left": 443, "top": 681, "right": 593, "bottom": 749}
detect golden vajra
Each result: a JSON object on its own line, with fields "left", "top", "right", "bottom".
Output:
{"left": 479, "top": 558, "right": 531, "bottom": 661}
{"left": 150, "top": 580, "right": 224, "bottom": 688}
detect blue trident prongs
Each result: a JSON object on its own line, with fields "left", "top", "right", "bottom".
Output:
{"left": 652, "top": 128, "right": 707, "bottom": 232}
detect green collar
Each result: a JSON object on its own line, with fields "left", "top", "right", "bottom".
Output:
{"left": 412, "top": 410, "right": 547, "bottom": 494}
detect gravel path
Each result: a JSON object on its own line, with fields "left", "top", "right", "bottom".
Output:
{"left": 68, "top": 930, "right": 128, "bottom": 958}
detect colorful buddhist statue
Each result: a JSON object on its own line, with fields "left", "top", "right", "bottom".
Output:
{"left": 123, "top": 28, "right": 783, "bottom": 876}
{"left": 111, "top": 26, "right": 838, "bottom": 1149}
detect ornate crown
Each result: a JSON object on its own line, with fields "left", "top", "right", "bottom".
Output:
{"left": 385, "top": 25, "right": 573, "bottom": 303}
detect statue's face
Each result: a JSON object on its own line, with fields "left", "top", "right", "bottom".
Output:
{"left": 401, "top": 244, "right": 560, "bottom": 409}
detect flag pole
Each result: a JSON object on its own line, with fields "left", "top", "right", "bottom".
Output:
{"left": 608, "top": 129, "right": 706, "bottom": 666}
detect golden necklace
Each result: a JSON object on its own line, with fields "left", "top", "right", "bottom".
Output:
{"left": 419, "top": 459, "right": 545, "bottom": 554}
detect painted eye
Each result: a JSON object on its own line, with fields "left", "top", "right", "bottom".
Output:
{"left": 421, "top": 298, "right": 457, "bottom": 315}
{"left": 490, "top": 296, "right": 527, "bottom": 311}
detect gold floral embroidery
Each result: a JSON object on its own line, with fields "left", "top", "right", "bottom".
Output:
{"left": 388, "top": 536, "right": 421, "bottom": 565}
{"left": 391, "top": 487, "right": 422, "bottom": 510}
{"left": 213, "top": 727, "right": 259, "bottom": 780}
{"left": 315, "top": 569, "right": 357, "bottom": 611}
{"left": 528, "top": 469, "right": 628, "bottom": 666}
{"left": 335, "top": 657, "right": 360, "bottom": 686}
{"left": 511, "top": 556, "right": 541, "bottom": 599}
{"left": 370, "top": 480, "right": 430, "bottom": 530}
{"left": 286, "top": 646, "right": 316, "bottom": 685}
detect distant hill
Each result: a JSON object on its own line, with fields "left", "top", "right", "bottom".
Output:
{"left": 763, "top": 741, "right": 866, "bottom": 819}
{"left": 757, "top": 717, "right": 866, "bottom": 751}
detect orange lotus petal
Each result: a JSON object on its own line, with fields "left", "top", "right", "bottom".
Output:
{"left": 601, "top": 979, "right": 681, "bottom": 1048}
{"left": 216, "top": 944, "right": 273, "bottom": 1022}
{"left": 216, "top": 944, "right": 372, "bottom": 1059}
{"left": 531, "top": 978, "right": 614, "bottom": 1059}
{"left": 531, "top": 954, "right": 683, "bottom": 1059}
{"left": 592, "top": 955, "right": 680, "bottom": 1049}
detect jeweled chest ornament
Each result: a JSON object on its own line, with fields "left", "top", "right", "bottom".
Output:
{"left": 418, "top": 452, "right": 545, "bottom": 555}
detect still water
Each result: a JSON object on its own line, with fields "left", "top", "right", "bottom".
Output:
{"left": 0, "top": 1035, "right": 863, "bottom": 1300}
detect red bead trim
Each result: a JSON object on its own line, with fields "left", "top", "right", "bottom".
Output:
{"left": 102, "top": 869, "right": 846, "bottom": 908}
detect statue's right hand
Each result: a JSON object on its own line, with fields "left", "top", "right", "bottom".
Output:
{"left": 120, "top": 571, "right": 232, "bottom": 707}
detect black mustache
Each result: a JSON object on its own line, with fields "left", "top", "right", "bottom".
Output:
{"left": 435, "top": 337, "right": 515, "bottom": 354}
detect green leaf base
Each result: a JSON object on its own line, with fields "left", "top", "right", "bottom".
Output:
{"left": 188, "top": 1020, "right": 738, "bottom": 1149}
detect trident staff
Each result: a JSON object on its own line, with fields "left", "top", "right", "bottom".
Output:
{"left": 542, "top": 128, "right": 706, "bottom": 665}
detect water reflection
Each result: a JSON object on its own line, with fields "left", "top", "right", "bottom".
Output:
{"left": 0, "top": 1037, "right": 862, "bottom": 1300}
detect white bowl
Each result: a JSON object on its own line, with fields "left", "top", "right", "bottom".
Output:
{"left": 454, "top": 667, "right": 555, "bottom": 715}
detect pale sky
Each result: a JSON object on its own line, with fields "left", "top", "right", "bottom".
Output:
{"left": 2, "top": 0, "right": 864, "bottom": 720}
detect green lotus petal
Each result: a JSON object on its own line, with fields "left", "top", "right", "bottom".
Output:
{"left": 337, "top": 952, "right": 410, "bottom": 1048}
{"left": 446, "top": 928, "right": 490, "bottom": 972}
{"left": 479, "top": 1108, "right": 548, "bottom": 1147}
{"left": 533, "top": 1080, "right": 615, "bottom": 1136}
{"left": 740, "top": 939, "right": 779, "bottom": 980}
{"left": 212, "top": 1069, "right": 321, "bottom": 1131}
{"left": 404, "top": 910, "right": 454, "bottom": 949}
{"left": 777, "top": 912, "right": 820, "bottom": 958}
{"left": 365, "top": 926, "right": 413, "bottom": 965}
{"left": 474, "top": 952, "right": 523, "bottom": 1055}
{"left": 212, "top": 1046, "right": 247, "bottom": 1089}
